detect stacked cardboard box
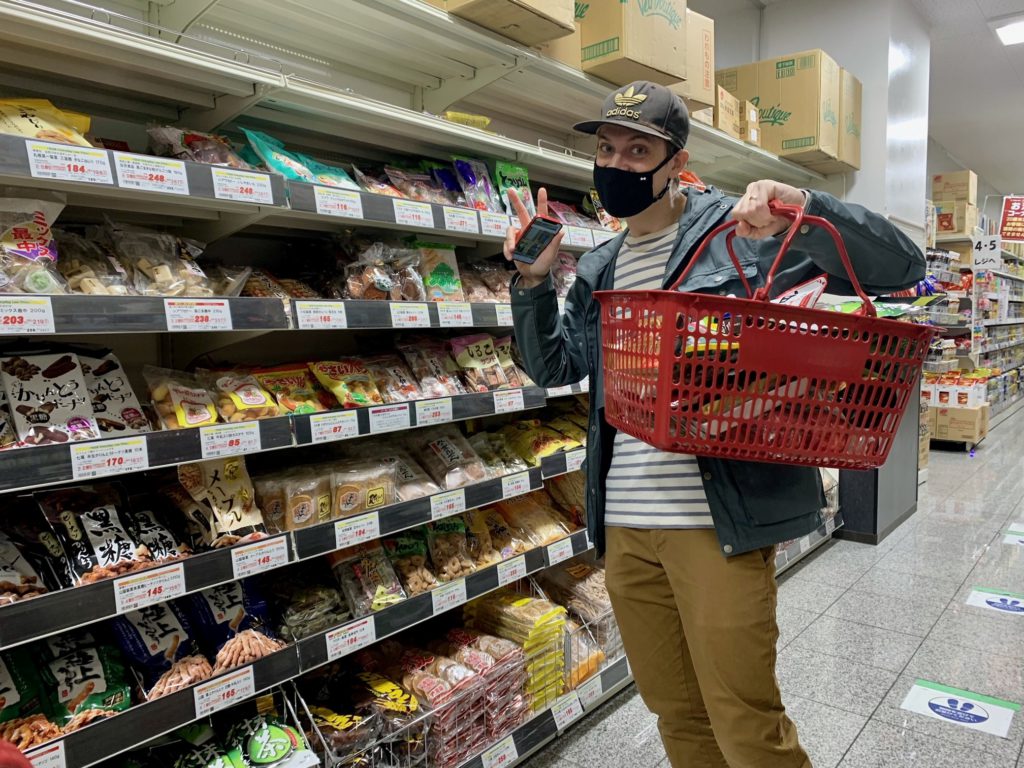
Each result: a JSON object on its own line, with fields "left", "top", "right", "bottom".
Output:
{"left": 919, "top": 399, "right": 931, "bottom": 471}
{"left": 581, "top": 0, "right": 688, "bottom": 85}
{"left": 739, "top": 100, "right": 760, "bottom": 146}
{"left": 934, "top": 405, "right": 989, "bottom": 444}
{"left": 447, "top": 0, "right": 575, "bottom": 46}
{"left": 932, "top": 170, "right": 978, "bottom": 236}
{"left": 713, "top": 85, "right": 741, "bottom": 139}
{"left": 668, "top": 9, "right": 715, "bottom": 110}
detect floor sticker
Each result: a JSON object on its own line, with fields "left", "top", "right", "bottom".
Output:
{"left": 966, "top": 587, "right": 1024, "bottom": 615}
{"left": 901, "top": 679, "right": 1019, "bottom": 738}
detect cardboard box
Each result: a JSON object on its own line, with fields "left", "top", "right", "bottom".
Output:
{"left": 668, "top": 9, "right": 715, "bottom": 110}
{"left": 536, "top": 1, "right": 590, "bottom": 68}
{"left": 935, "top": 200, "right": 978, "bottom": 235}
{"left": 422, "top": 0, "right": 446, "bottom": 8}
{"left": 932, "top": 170, "right": 978, "bottom": 206}
{"left": 692, "top": 107, "right": 713, "bottom": 126}
{"left": 581, "top": 0, "right": 688, "bottom": 86}
{"left": 447, "top": 0, "right": 575, "bottom": 46}
{"left": 717, "top": 49, "right": 841, "bottom": 165}
{"left": 740, "top": 100, "right": 758, "bottom": 127}
{"left": 981, "top": 403, "right": 991, "bottom": 437}
{"left": 918, "top": 434, "right": 929, "bottom": 469}
{"left": 934, "top": 406, "right": 985, "bottom": 443}
{"left": 714, "top": 85, "right": 741, "bottom": 138}
{"left": 741, "top": 123, "right": 760, "bottom": 146}
{"left": 805, "top": 68, "right": 862, "bottom": 174}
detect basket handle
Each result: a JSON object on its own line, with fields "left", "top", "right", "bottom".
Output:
{"left": 670, "top": 199, "right": 877, "bottom": 317}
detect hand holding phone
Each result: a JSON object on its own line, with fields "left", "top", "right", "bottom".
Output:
{"left": 512, "top": 215, "right": 563, "bottom": 264}
{"left": 504, "top": 188, "right": 566, "bottom": 288}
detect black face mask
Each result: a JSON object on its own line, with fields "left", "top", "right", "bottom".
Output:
{"left": 593, "top": 152, "right": 675, "bottom": 219}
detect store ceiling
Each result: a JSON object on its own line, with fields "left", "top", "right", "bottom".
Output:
{"left": 911, "top": 0, "right": 1024, "bottom": 196}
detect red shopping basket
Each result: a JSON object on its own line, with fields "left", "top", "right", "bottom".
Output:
{"left": 594, "top": 201, "right": 934, "bottom": 470}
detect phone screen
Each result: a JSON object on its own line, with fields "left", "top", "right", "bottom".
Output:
{"left": 513, "top": 217, "right": 563, "bottom": 264}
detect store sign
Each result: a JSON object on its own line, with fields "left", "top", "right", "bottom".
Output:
{"left": 965, "top": 587, "right": 1024, "bottom": 615}
{"left": 1000, "top": 197, "right": 1024, "bottom": 242}
{"left": 901, "top": 679, "right": 1019, "bottom": 738}
{"left": 972, "top": 235, "right": 1002, "bottom": 270}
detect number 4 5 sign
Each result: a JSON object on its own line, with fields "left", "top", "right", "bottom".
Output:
{"left": 972, "top": 234, "right": 1002, "bottom": 270}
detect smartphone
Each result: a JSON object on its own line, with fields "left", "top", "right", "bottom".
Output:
{"left": 512, "top": 215, "right": 563, "bottom": 264}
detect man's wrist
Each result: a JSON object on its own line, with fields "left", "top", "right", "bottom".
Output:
{"left": 518, "top": 274, "right": 548, "bottom": 291}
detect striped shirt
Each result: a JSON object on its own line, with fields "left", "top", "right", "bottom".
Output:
{"left": 604, "top": 222, "right": 714, "bottom": 529}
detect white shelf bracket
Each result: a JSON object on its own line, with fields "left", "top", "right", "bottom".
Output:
{"left": 417, "top": 56, "right": 523, "bottom": 114}
{"left": 178, "top": 82, "right": 281, "bottom": 132}
{"left": 187, "top": 208, "right": 272, "bottom": 243}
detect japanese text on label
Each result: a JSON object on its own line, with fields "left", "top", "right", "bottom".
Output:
{"left": 200, "top": 421, "right": 261, "bottom": 459}
{"left": 443, "top": 207, "right": 480, "bottom": 233}
{"left": 27, "top": 142, "right": 113, "bottom": 185}
{"left": 369, "top": 403, "right": 410, "bottom": 433}
{"left": 314, "top": 186, "right": 364, "bottom": 218}
{"left": 71, "top": 436, "right": 149, "bottom": 481}
{"left": 335, "top": 512, "right": 381, "bottom": 549}
{"left": 211, "top": 168, "right": 274, "bottom": 204}
{"left": 194, "top": 666, "right": 256, "bottom": 717}
{"left": 326, "top": 617, "right": 376, "bottom": 660}
{"left": 430, "top": 489, "right": 466, "bottom": 521}
{"left": 547, "top": 537, "right": 575, "bottom": 566}
{"left": 295, "top": 300, "right": 348, "bottom": 330}
{"left": 164, "top": 299, "right": 232, "bottom": 332}
{"left": 431, "top": 578, "right": 467, "bottom": 614}
{"left": 113, "top": 563, "right": 186, "bottom": 613}
{"left": 0, "top": 296, "right": 55, "bottom": 334}
{"left": 310, "top": 410, "right": 359, "bottom": 444}
{"left": 113, "top": 153, "right": 189, "bottom": 195}
{"left": 415, "top": 397, "right": 453, "bottom": 427}
{"left": 231, "top": 536, "right": 289, "bottom": 579}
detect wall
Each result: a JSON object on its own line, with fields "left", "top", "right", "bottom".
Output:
{"left": 928, "top": 137, "right": 1004, "bottom": 228}
{"left": 688, "top": 0, "right": 761, "bottom": 68}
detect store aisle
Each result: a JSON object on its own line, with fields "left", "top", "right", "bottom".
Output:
{"left": 525, "top": 411, "right": 1024, "bottom": 768}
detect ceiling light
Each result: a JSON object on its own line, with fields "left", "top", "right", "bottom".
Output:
{"left": 992, "top": 16, "right": 1024, "bottom": 45}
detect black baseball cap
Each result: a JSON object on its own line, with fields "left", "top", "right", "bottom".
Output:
{"left": 574, "top": 81, "right": 690, "bottom": 150}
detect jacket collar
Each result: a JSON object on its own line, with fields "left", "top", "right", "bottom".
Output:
{"left": 575, "top": 186, "right": 730, "bottom": 291}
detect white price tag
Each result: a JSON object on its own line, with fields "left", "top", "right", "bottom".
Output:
{"left": 326, "top": 617, "right": 376, "bottom": 661}
{"left": 547, "top": 386, "right": 573, "bottom": 397}
{"left": 295, "top": 300, "right": 348, "bottom": 329}
{"left": 71, "top": 436, "right": 149, "bottom": 480}
{"left": 113, "top": 563, "right": 186, "bottom": 614}
{"left": 481, "top": 211, "right": 511, "bottom": 238}
{"left": 493, "top": 389, "right": 525, "bottom": 414}
{"left": 443, "top": 206, "right": 480, "bottom": 233}
{"left": 430, "top": 489, "right": 466, "bottom": 521}
{"left": 577, "top": 674, "right": 604, "bottom": 710}
{"left": 231, "top": 536, "right": 289, "bottom": 580}
{"left": 0, "top": 296, "right": 55, "bottom": 334}
{"left": 481, "top": 735, "right": 518, "bottom": 768}
{"left": 164, "top": 299, "right": 233, "bottom": 332}
{"left": 393, "top": 199, "right": 435, "bottom": 228}
{"left": 314, "top": 186, "right": 364, "bottom": 218}
{"left": 592, "top": 229, "right": 616, "bottom": 246}
{"left": 547, "top": 537, "right": 575, "bottom": 566}
{"left": 552, "top": 691, "right": 584, "bottom": 731}
{"left": 497, "top": 555, "right": 527, "bottom": 586}
{"left": 390, "top": 302, "right": 430, "bottom": 328}
{"left": 26, "top": 741, "right": 65, "bottom": 768}
{"left": 798, "top": 535, "right": 812, "bottom": 554}
{"left": 113, "top": 153, "right": 188, "bottom": 195}
{"left": 501, "top": 471, "right": 531, "bottom": 499}
{"left": 566, "top": 450, "right": 586, "bottom": 473}
{"left": 27, "top": 141, "right": 113, "bottom": 185}
{"left": 973, "top": 234, "right": 1003, "bottom": 270}
{"left": 825, "top": 518, "right": 836, "bottom": 535}
{"left": 200, "top": 421, "right": 261, "bottom": 459}
{"left": 335, "top": 512, "right": 381, "bottom": 550}
{"left": 495, "top": 304, "right": 514, "bottom": 326}
{"left": 438, "top": 302, "right": 474, "bottom": 327}
{"left": 194, "top": 666, "right": 256, "bottom": 718}
{"left": 567, "top": 226, "right": 595, "bottom": 248}
{"left": 211, "top": 167, "right": 274, "bottom": 203}
{"left": 369, "top": 403, "right": 410, "bottom": 433}
{"left": 431, "top": 578, "right": 468, "bottom": 614}
{"left": 310, "top": 410, "right": 360, "bottom": 444}
{"left": 415, "top": 397, "right": 453, "bottom": 426}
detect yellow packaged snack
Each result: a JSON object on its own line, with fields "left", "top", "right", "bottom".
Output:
{"left": 310, "top": 359, "right": 384, "bottom": 409}
{"left": 144, "top": 366, "right": 219, "bottom": 430}
{"left": 501, "top": 420, "right": 581, "bottom": 466}
{"left": 254, "top": 365, "right": 333, "bottom": 414}
{"left": 0, "top": 99, "right": 91, "bottom": 146}
{"left": 205, "top": 371, "right": 281, "bottom": 422}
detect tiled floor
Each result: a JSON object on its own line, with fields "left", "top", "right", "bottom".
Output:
{"left": 524, "top": 409, "right": 1024, "bottom": 767}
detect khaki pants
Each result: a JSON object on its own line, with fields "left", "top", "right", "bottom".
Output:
{"left": 605, "top": 527, "right": 810, "bottom": 768}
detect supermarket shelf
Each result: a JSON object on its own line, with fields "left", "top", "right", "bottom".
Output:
{"left": 980, "top": 339, "right": 1024, "bottom": 355}
{"left": 981, "top": 318, "right": 1024, "bottom": 327}
{"left": 29, "top": 528, "right": 591, "bottom": 768}
{"left": 990, "top": 395, "right": 1024, "bottom": 431}
{"left": 540, "top": 448, "right": 586, "bottom": 480}
{"left": 988, "top": 270, "right": 1024, "bottom": 283}
{"left": 775, "top": 513, "right": 843, "bottom": 575}
{"left": 0, "top": 388, "right": 545, "bottom": 495}
{"left": 289, "top": 299, "right": 519, "bottom": 331}
{"left": 545, "top": 380, "right": 590, "bottom": 399}
{"left": 457, "top": 654, "right": 633, "bottom": 768}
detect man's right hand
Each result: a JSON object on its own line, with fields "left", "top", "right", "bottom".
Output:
{"left": 503, "top": 187, "right": 564, "bottom": 289}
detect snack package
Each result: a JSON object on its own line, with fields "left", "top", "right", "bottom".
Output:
{"left": 397, "top": 339, "right": 467, "bottom": 399}
{"left": 240, "top": 128, "right": 317, "bottom": 183}
{"left": 55, "top": 230, "right": 134, "bottom": 296}
{"left": 564, "top": 618, "right": 605, "bottom": 689}
{"left": 460, "top": 264, "right": 499, "bottom": 303}
{"left": 106, "top": 226, "right": 212, "bottom": 297}
{"left": 111, "top": 601, "right": 196, "bottom": 692}
{"left": 450, "top": 334, "right": 509, "bottom": 392}
{"left": 308, "top": 704, "right": 381, "bottom": 763}
{"left": 0, "top": 530, "right": 48, "bottom": 605}
{"left": 352, "top": 166, "right": 404, "bottom": 198}
{"left": 205, "top": 371, "right": 281, "bottom": 423}
{"left": 423, "top": 161, "right": 468, "bottom": 207}
{"left": 495, "top": 494, "right": 570, "bottom": 545}
{"left": 79, "top": 349, "right": 150, "bottom": 435}
{"left": 381, "top": 449, "right": 441, "bottom": 501}
{"left": 546, "top": 472, "right": 586, "bottom": 529}
{"left": 548, "top": 416, "right": 587, "bottom": 445}
{"left": 0, "top": 390, "right": 22, "bottom": 451}
{"left": 385, "top": 167, "right": 452, "bottom": 205}
{"left": 467, "top": 433, "right": 508, "bottom": 479}
{"left": 277, "top": 278, "right": 320, "bottom": 299}
{"left": 226, "top": 714, "right": 319, "bottom": 768}
{"left": 242, "top": 270, "right": 291, "bottom": 299}
{"left": 390, "top": 247, "right": 428, "bottom": 301}
{"left": 418, "top": 243, "right": 465, "bottom": 302}
{"left": 144, "top": 366, "right": 219, "bottom": 431}
{"left": 253, "top": 475, "right": 287, "bottom": 534}
{"left": 254, "top": 365, "right": 333, "bottom": 415}
{"left": 494, "top": 336, "right": 533, "bottom": 388}
{"left": 0, "top": 193, "right": 69, "bottom": 296}
{"left": 476, "top": 507, "right": 530, "bottom": 559}
{"left": 40, "top": 644, "right": 131, "bottom": 727}
{"left": 211, "top": 629, "right": 286, "bottom": 675}
{"left": 146, "top": 655, "right": 213, "bottom": 701}
{"left": 425, "top": 518, "right": 476, "bottom": 583}
{"left": 501, "top": 420, "right": 581, "bottom": 466}
{"left": 408, "top": 427, "right": 488, "bottom": 490}
{"left": 184, "top": 579, "right": 273, "bottom": 656}
{"left": 310, "top": 359, "right": 384, "bottom": 409}
{"left": 1, "top": 351, "right": 99, "bottom": 445}
{"left": 552, "top": 252, "right": 578, "bottom": 298}
{"left": 463, "top": 510, "right": 502, "bottom": 567}
{"left": 364, "top": 355, "right": 421, "bottom": 403}
{"left": 124, "top": 496, "right": 193, "bottom": 562}
{"left": 280, "top": 469, "right": 333, "bottom": 530}
{"left": 328, "top": 544, "right": 407, "bottom": 617}
{"left": 0, "top": 99, "right": 90, "bottom": 145}
{"left": 474, "top": 261, "right": 512, "bottom": 303}
{"left": 5, "top": 501, "right": 71, "bottom": 591}
{"left": 36, "top": 484, "right": 151, "bottom": 585}
{"left": 495, "top": 161, "right": 535, "bottom": 218}
{"left": 453, "top": 158, "right": 502, "bottom": 213}
{"left": 0, "top": 648, "right": 43, "bottom": 724}
{"left": 383, "top": 530, "right": 440, "bottom": 596}
{"left": 276, "top": 584, "right": 351, "bottom": 641}
{"left": 175, "top": 457, "right": 267, "bottom": 548}
{"left": 206, "top": 264, "right": 251, "bottom": 297}
{"left": 148, "top": 126, "right": 253, "bottom": 169}
{"left": 332, "top": 460, "right": 397, "bottom": 518}
{"left": 293, "top": 153, "right": 360, "bottom": 190}
{"left": 548, "top": 200, "right": 589, "bottom": 228}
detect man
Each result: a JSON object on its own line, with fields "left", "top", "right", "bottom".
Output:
{"left": 504, "top": 81, "right": 924, "bottom": 768}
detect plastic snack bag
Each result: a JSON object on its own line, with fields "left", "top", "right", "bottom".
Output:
{"left": 425, "top": 518, "right": 476, "bottom": 582}
{"left": 453, "top": 157, "right": 502, "bottom": 213}
{"left": 364, "top": 355, "right": 421, "bottom": 403}
{"left": 1, "top": 351, "right": 101, "bottom": 445}
{"left": 328, "top": 544, "right": 407, "bottom": 617}
{"left": 450, "top": 333, "right": 510, "bottom": 392}
{"left": 183, "top": 578, "right": 273, "bottom": 656}
{"left": 148, "top": 125, "right": 253, "bottom": 169}
{"left": 494, "top": 336, "right": 533, "bottom": 388}
{"left": 379, "top": 449, "right": 440, "bottom": 501}
{"left": 418, "top": 243, "right": 465, "bottom": 302}
{"left": 242, "top": 269, "right": 291, "bottom": 298}
{"left": 0, "top": 99, "right": 91, "bottom": 145}
{"left": 408, "top": 426, "right": 488, "bottom": 490}
{"left": 56, "top": 231, "right": 133, "bottom": 296}
{"left": 495, "top": 161, "right": 536, "bottom": 218}
{"left": 40, "top": 643, "right": 131, "bottom": 727}
{"left": 204, "top": 370, "right": 281, "bottom": 423}
{"left": 226, "top": 714, "right": 320, "bottom": 768}
{"left": 240, "top": 127, "right": 316, "bottom": 183}
{"left": 501, "top": 420, "right": 581, "bottom": 466}
{"left": 397, "top": 338, "right": 467, "bottom": 398}
{"left": 254, "top": 365, "right": 333, "bottom": 415}
{"left": 281, "top": 468, "right": 333, "bottom": 530}
{"left": 144, "top": 366, "right": 219, "bottom": 431}
{"left": 0, "top": 193, "right": 69, "bottom": 295}
{"left": 422, "top": 161, "right": 467, "bottom": 207}
{"left": 332, "top": 460, "right": 397, "bottom": 518}
{"left": 175, "top": 457, "right": 267, "bottom": 548}
{"left": 293, "top": 152, "right": 360, "bottom": 190}
{"left": 353, "top": 166, "right": 405, "bottom": 198}
{"left": 309, "top": 359, "right": 385, "bottom": 409}
{"left": 390, "top": 246, "right": 428, "bottom": 301}
{"left": 124, "top": 496, "right": 193, "bottom": 562}
{"left": 79, "top": 348, "right": 150, "bottom": 435}
{"left": 277, "top": 277, "right": 321, "bottom": 298}
{"left": 0, "top": 648, "right": 44, "bottom": 724}
{"left": 111, "top": 601, "right": 197, "bottom": 694}
{"left": 383, "top": 530, "right": 440, "bottom": 596}
{"left": 385, "top": 167, "right": 453, "bottom": 205}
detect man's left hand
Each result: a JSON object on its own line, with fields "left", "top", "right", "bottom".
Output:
{"left": 731, "top": 180, "right": 808, "bottom": 239}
